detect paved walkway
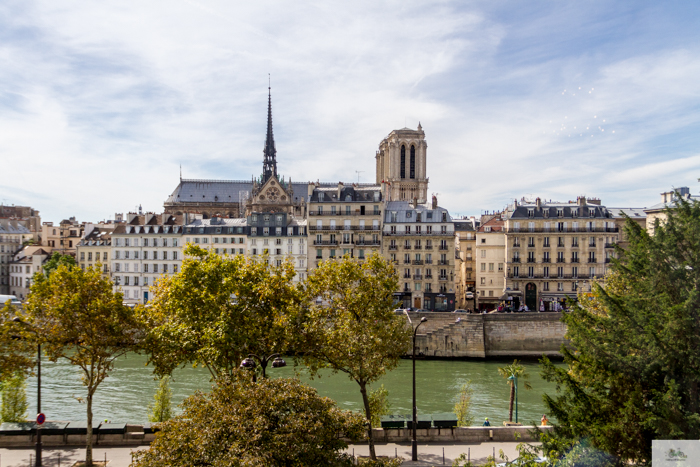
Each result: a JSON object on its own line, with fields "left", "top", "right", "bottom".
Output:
{"left": 1, "top": 441, "right": 532, "bottom": 466}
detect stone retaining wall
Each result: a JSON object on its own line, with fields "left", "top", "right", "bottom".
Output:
{"left": 409, "top": 312, "right": 567, "bottom": 358}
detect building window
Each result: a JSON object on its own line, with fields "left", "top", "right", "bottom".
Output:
{"left": 410, "top": 145, "right": 416, "bottom": 179}
{"left": 400, "top": 145, "right": 406, "bottom": 178}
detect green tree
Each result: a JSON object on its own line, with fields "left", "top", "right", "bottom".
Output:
{"left": 368, "top": 384, "right": 391, "bottom": 428}
{"left": 498, "top": 359, "right": 532, "bottom": 422}
{"left": 142, "top": 244, "right": 300, "bottom": 380}
{"left": 23, "top": 264, "right": 142, "bottom": 467}
{"left": 299, "top": 254, "right": 412, "bottom": 460}
{"left": 454, "top": 380, "right": 474, "bottom": 427}
{"left": 148, "top": 376, "right": 173, "bottom": 423}
{"left": 0, "top": 304, "right": 35, "bottom": 382}
{"left": 130, "top": 374, "right": 365, "bottom": 467}
{"left": 541, "top": 197, "right": 700, "bottom": 465}
{"left": 1, "top": 372, "right": 28, "bottom": 422}
{"left": 42, "top": 251, "right": 76, "bottom": 276}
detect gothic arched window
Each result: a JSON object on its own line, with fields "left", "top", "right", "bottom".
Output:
{"left": 400, "top": 145, "right": 406, "bottom": 179}
{"left": 410, "top": 145, "right": 416, "bottom": 179}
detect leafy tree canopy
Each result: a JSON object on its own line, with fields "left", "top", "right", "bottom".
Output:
{"left": 130, "top": 374, "right": 365, "bottom": 467}
{"left": 541, "top": 197, "right": 700, "bottom": 465}
{"left": 141, "top": 244, "right": 301, "bottom": 379}
{"left": 0, "top": 304, "right": 35, "bottom": 381}
{"left": 299, "top": 253, "right": 412, "bottom": 459}
{"left": 42, "top": 251, "right": 76, "bottom": 276}
{"left": 24, "top": 263, "right": 142, "bottom": 466}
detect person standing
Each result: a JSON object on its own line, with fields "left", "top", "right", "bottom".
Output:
{"left": 541, "top": 414, "right": 549, "bottom": 426}
{"left": 483, "top": 417, "right": 491, "bottom": 426}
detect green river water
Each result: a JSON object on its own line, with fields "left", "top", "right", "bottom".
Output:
{"left": 24, "top": 354, "right": 564, "bottom": 426}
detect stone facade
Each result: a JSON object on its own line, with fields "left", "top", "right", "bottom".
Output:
{"left": 475, "top": 215, "right": 505, "bottom": 311}
{"left": 0, "top": 221, "right": 32, "bottom": 294}
{"left": 454, "top": 219, "right": 477, "bottom": 309}
{"left": 376, "top": 125, "right": 429, "bottom": 203}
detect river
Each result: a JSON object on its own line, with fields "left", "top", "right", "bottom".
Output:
{"left": 23, "top": 354, "right": 563, "bottom": 426}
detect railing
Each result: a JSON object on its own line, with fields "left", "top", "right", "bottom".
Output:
{"left": 403, "top": 275, "right": 411, "bottom": 279}
{"left": 309, "top": 211, "right": 381, "bottom": 216}
{"left": 426, "top": 275, "right": 433, "bottom": 280}
{"left": 511, "top": 258, "right": 521, "bottom": 263}
{"left": 355, "top": 240, "right": 381, "bottom": 246}
{"left": 604, "top": 243, "right": 615, "bottom": 248}
{"left": 414, "top": 245, "right": 422, "bottom": 250}
{"left": 556, "top": 259, "right": 565, "bottom": 263}
{"left": 507, "top": 273, "right": 604, "bottom": 280}
{"left": 438, "top": 276, "right": 449, "bottom": 281}
{"left": 527, "top": 259, "right": 536, "bottom": 263}
{"left": 404, "top": 245, "right": 412, "bottom": 250}
{"left": 389, "top": 245, "right": 397, "bottom": 250}
{"left": 438, "top": 260, "right": 450, "bottom": 265}
{"left": 571, "top": 259, "right": 580, "bottom": 263}
{"left": 507, "top": 227, "right": 619, "bottom": 233}
{"left": 589, "top": 243, "right": 596, "bottom": 248}
{"left": 425, "top": 260, "right": 433, "bottom": 264}
{"left": 527, "top": 244, "right": 535, "bottom": 248}
{"left": 383, "top": 232, "right": 453, "bottom": 236}
{"left": 309, "top": 225, "right": 381, "bottom": 232}
{"left": 439, "top": 246, "right": 448, "bottom": 251}
{"left": 543, "top": 243, "right": 550, "bottom": 248}
{"left": 424, "top": 245, "right": 433, "bottom": 250}
{"left": 412, "top": 260, "right": 424, "bottom": 265}
{"left": 587, "top": 259, "right": 597, "bottom": 263}
{"left": 404, "top": 260, "right": 411, "bottom": 264}
{"left": 542, "top": 258, "right": 551, "bottom": 263}
{"left": 571, "top": 244, "right": 579, "bottom": 248}
{"left": 413, "top": 274, "right": 423, "bottom": 280}
{"left": 313, "top": 240, "right": 338, "bottom": 245}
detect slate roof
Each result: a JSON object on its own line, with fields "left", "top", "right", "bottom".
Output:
{"left": 383, "top": 201, "right": 451, "bottom": 223}
{"left": 608, "top": 208, "right": 647, "bottom": 219}
{"left": 645, "top": 195, "right": 700, "bottom": 212}
{"left": 166, "top": 179, "right": 309, "bottom": 205}
{"left": 309, "top": 184, "right": 382, "bottom": 203}
{"left": 508, "top": 203, "right": 612, "bottom": 219}
{"left": 0, "top": 222, "right": 31, "bottom": 235}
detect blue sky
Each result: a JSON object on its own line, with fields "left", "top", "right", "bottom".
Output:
{"left": 1, "top": 1, "right": 700, "bottom": 222}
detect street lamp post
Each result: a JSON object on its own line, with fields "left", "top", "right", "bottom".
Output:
{"left": 13, "top": 317, "right": 41, "bottom": 467}
{"left": 404, "top": 311, "right": 427, "bottom": 462}
{"left": 508, "top": 375, "right": 518, "bottom": 423}
{"left": 240, "top": 353, "right": 286, "bottom": 382}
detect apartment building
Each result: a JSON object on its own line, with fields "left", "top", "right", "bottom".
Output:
{"left": 111, "top": 213, "right": 184, "bottom": 305}
{"left": 0, "top": 221, "right": 33, "bottom": 294}
{"left": 9, "top": 246, "right": 51, "bottom": 300}
{"left": 475, "top": 215, "right": 505, "bottom": 311}
{"left": 42, "top": 218, "right": 85, "bottom": 257}
{"left": 503, "top": 197, "right": 619, "bottom": 311}
{"left": 247, "top": 213, "right": 307, "bottom": 281}
{"left": 307, "top": 183, "right": 382, "bottom": 269}
{"left": 382, "top": 197, "right": 455, "bottom": 311}
{"left": 77, "top": 224, "right": 115, "bottom": 277}
{"left": 454, "top": 219, "right": 478, "bottom": 309}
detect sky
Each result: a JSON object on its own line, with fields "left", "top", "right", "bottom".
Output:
{"left": 2, "top": 1, "right": 700, "bottom": 223}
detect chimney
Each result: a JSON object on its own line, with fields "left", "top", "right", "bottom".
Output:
{"left": 535, "top": 197, "right": 541, "bottom": 209}
{"left": 432, "top": 195, "right": 438, "bottom": 209}
{"left": 338, "top": 182, "right": 344, "bottom": 200}
{"left": 413, "top": 197, "right": 419, "bottom": 208}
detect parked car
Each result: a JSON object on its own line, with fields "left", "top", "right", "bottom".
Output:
{"left": 453, "top": 309, "right": 469, "bottom": 313}
{"left": 465, "top": 292, "right": 475, "bottom": 299}
{"left": 414, "top": 308, "right": 430, "bottom": 313}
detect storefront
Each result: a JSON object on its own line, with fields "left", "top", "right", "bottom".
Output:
{"left": 423, "top": 292, "right": 456, "bottom": 312}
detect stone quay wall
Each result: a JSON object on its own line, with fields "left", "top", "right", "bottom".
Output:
{"left": 407, "top": 312, "right": 567, "bottom": 358}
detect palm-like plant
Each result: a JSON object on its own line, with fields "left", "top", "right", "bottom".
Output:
{"left": 498, "top": 359, "right": 532, "bottom": 422}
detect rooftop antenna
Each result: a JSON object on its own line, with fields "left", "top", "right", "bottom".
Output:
{"left": 180, "top": 164, "right": 182, "bottom": 181}
{"left": 355, "top": 170, "right": 364, "bottom": 183}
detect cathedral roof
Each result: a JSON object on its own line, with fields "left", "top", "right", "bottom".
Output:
{"left": 165, "top": 179, "right": 309, "bottom": 205}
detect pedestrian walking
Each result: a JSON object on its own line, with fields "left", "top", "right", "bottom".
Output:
{"left": 541, "top": 414, "right": 548, "bottom": 426}
{"left": 483, "top": 417, "right": 491, "bottom": 426}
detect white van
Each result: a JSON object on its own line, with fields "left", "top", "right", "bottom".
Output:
{"left": 0, "top": 295, "right": 22, "bottom": 306}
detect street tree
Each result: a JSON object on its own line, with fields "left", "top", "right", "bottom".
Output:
{"left": 23, "top": 264, "right": 141, "bottom": 467}
{"left": 148, "top": 376, "right": 173, "bottom": 423}
{"left": 541, "top": 196, "right": 700, "bottom": 464}
{"left": 497, "top": 360, "right": 532, "bottom": 422}
{"left": 130, "top": 374, "right": 365, "bottom": 467}
{"left": 1, "top": 372, "right": 28, "bottom": 422}
{"left": 368, "top": 384, "right": 391, "bottom": 428}
{"left": 453, "top": 380, "right": 474, "bottom": 427}
{"left": 142, "top": 244, "right": 300, "bottom": 380}
{"left": 0, "top": 304, "right": 35, "bottom": 382}
{"left": 299, "top": 253, "right": 412, "bottom": 460}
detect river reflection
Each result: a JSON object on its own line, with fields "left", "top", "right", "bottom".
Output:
{"left": 25, "top": 354, "right": 563, "bottom": 425}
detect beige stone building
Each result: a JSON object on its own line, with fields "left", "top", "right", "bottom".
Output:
{"left": 77, "top": 224, "right": 115, "bottom": 278}
{"left": 0, "top": 205, "right": 41, "bottom": 241}
{"left": 475, "top": 215, "right": 505, "bottom": 311}
{"left": 382, "top": 197, "right": 456, "bottom": 311}
{"left": 42, "top": 218, "right": 85, "bottom": 257}
{"left": 503, "top": 197, "right": 619, "bottom": 311}
{"left": 644, "top": 187, "right": 696, "bottom": 236}
{"left": 307, "top": 183, "right": 382, "bottom": 270}
{"left": 608, "top": 207, "right": 646, "bottom": 248}
{"left": 454, "top": 219, "right": 478, "bottom": 310}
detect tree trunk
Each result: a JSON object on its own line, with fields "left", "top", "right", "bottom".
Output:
{"left": 508, "top": 383, "right": 515, "bottom": 422}
{"left": 86, "top": 391, "right": 93, "bottom": 467}
{"left": 359, "top": 382, "right": 376, "bottom": 460}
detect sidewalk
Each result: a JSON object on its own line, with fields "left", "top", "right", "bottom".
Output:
{"left": 1, "top": 441, "right": 532, "bottom": 466}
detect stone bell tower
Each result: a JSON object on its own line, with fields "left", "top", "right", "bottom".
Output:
{"left": 375, "top": 123, "right": 429, "bottom": 203}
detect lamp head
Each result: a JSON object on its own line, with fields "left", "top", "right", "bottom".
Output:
{"left": 420, "top": 317, "right": 427, "bottom": 323}
{"left": 271, "top": 357, "right": 287, "bottom": 368}
{"left": 240, "top": 358, "right": 256, "bottom": 369}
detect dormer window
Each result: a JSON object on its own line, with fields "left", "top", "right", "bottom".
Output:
{"left": 318, "top": 192, "right": 325, "bottom": 201}
{"left": 528, "top": 209, "right": 534, "bottom": 218}
{"left": 557, "top": 209, "right": 563, "bottom": 218}
{"left": 589, "top": 208, "right": 595, "bottom": 217}
{"left": 572, "top": 209, "right": 578, "bottom": 217}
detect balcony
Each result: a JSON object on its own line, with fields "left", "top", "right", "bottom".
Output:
{"left": 527, "top": 258, "right": 536, "bottom": 263}
{"left": 438, "top": 260, "right": 450, "bottom": 266}
{"left": 355, "top": 240, "right": 381, "bottom": 246}
{"left": 571, "top": 258, "right": 580, "bottom": 263}
{"left": 309, "top": 226, "right": 340, "bottom": 231}
{"left": 413, "top": 274, "right": 423, "bottom": 280}
{"left": 556, "top": 258, "right": 566, "bottom": 263}
{"left": 412, "top": 260, "right": 424, "bottom": 265}
{"left": 309, "top": 211, "right": 381, "bottom": 217}
{"left": 511, "top": 258, "right": 521, "bottom": 263}
{"left": 512, "top": 243, "right": 520, "bottom": 248}
{"left": 403, "top": 275, "right": 411, "bottom": 279}
{"left": 414, "top": 245, "right": 422, "bottom": 250}
{"left": 439, "top": 246, "right": 448, "bottom": 251}
{"left": 604, "top": 243, "right": 615, "bottom": 248}
{"left": 403, "top": 245, "right": 412, "bottom": 250}
{"left": 543, "top": 243, "right": 550, "bottom": 248}
{"left": 313, "top": 240, "right": 338, "bottom": 246}
{"left": 571, "top": 244, "right": 579, "bottom": 248}
{"left": 605, "top": 258, "right": 612, "bottom": 263}
{"left": 587, "top": 259, "right": 597, "bottom": 263}
{"left": 557, "top": 243, "right": 565, "bottom": 248}
{"left": 542, "top": 258, "right": 551, "bottom": 263}
{"left": 426, "top": 275, "right": 433, "bottom": 280}
{"left": 383, "top": 231, "right": 453, "bottom": 236}
{"left": 438, "top": 276, "right": 449, "bottom": 281}
{"left": 527, "top": 244, "right": 535, "bottom": 248}
{"left": 424, "top": 245, "right": 433, "bottom": 250}
{"left": 425, "top": 259, "right": 433, "bottom": 264}
{"left": 404, "top": 260, "right": 411, "bottom": 264}
{"left": 389, "top": 245, "right": 398, "bottom": 250}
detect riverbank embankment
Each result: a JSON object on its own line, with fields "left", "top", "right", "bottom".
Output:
{"left": 407, "top": 311, "right": 567, "bottom": 358}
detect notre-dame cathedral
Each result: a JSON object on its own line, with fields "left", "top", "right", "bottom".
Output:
{"left": 163, "top": 89, "right": 431, "bottom": 220}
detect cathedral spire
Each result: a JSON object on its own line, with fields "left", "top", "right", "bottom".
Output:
{"left": 262, "top": 77, "right": 277, "bottom": 183}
